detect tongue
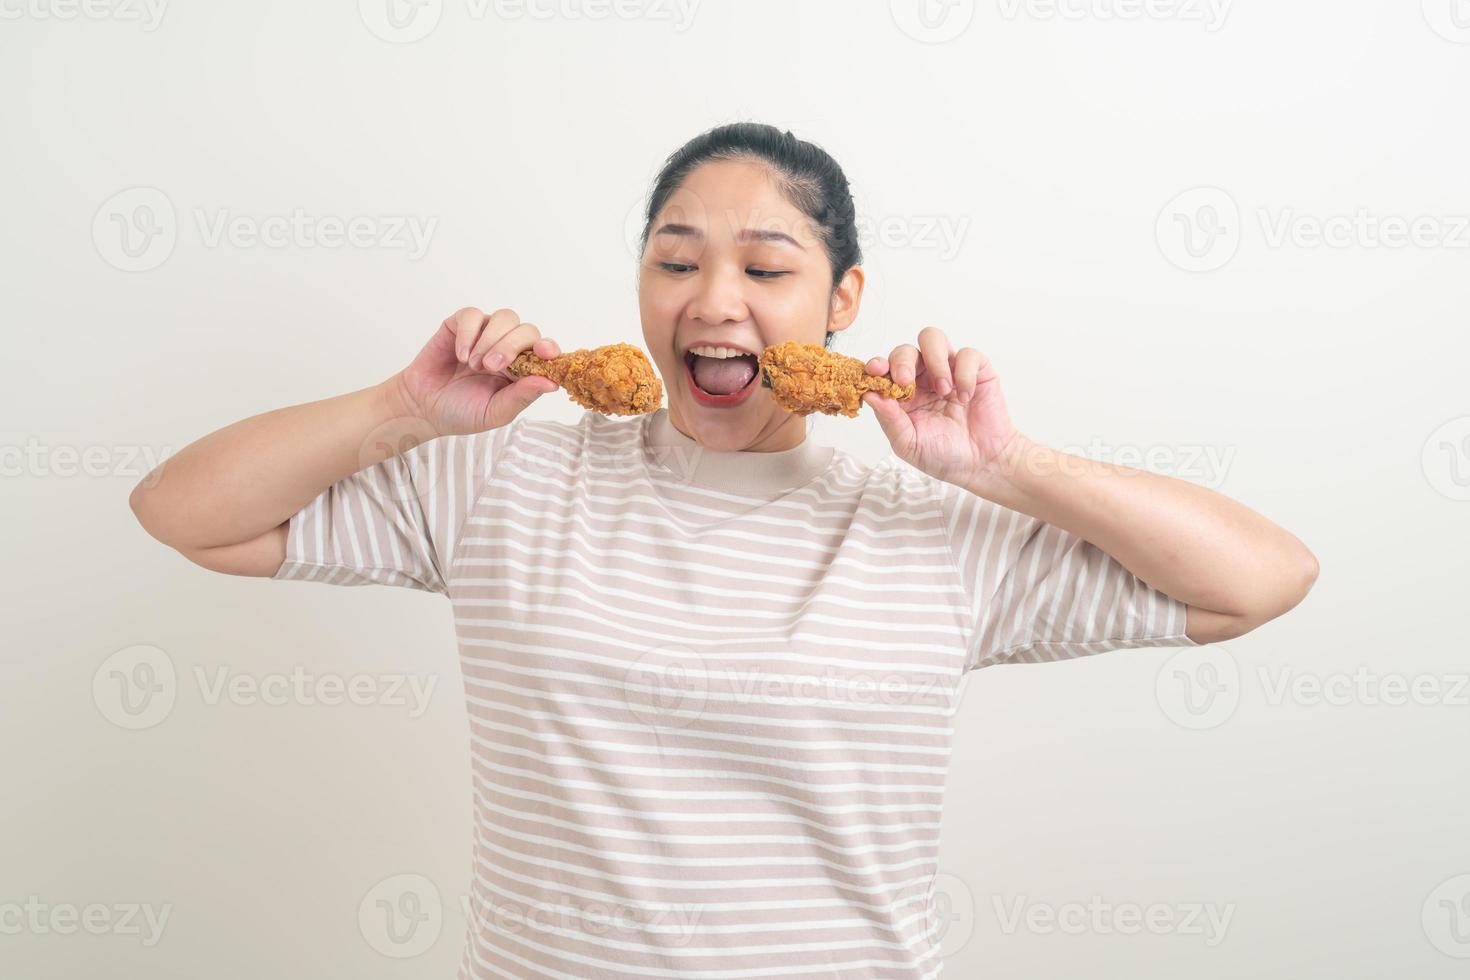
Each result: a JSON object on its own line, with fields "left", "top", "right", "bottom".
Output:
{"left": 691, "top": 354, "right": 757, "bottom": 396}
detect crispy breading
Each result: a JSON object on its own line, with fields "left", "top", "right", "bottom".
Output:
{"left": 757, "top": 340, "right": 916, "bottom": 418}
{"left": 506, "top": 342, "right": 663, "bottom": 416}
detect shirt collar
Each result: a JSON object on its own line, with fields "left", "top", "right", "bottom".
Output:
{"left": 641, "top": 408, "right": 835, "bottom": 495}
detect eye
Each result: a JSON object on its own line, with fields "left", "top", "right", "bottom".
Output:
{"left": 746, "top": 268, "right": 788, "bottom": 279}
{"left": 658, "top": 262, "right": 695, "bottom": 274}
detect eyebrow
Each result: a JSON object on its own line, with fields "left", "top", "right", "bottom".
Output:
{"left": 653, "top": 223, "right": 805, "bottom": 250}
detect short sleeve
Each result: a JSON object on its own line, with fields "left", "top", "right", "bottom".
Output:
{"left": 936, "top": 479, "right": 1199, "bottom": 673}
{"left": 272, "top": 422, "right": 513, "bottom": 595}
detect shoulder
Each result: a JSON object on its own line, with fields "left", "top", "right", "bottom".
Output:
{"left": 487, "top": 409, "right": 644, "bottom": 468}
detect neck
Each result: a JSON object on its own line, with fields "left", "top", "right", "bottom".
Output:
{"left": 667, "top": 407, "right": 808, "bottom": 453}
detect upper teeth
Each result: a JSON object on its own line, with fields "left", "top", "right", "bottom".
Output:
{"left": 688, "top": 346, "right": 748, "bottom": 359}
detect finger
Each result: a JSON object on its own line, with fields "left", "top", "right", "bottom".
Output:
{"left": 469, "top": 309, "right": 525, "bottom": 369}
{"left": 953, "top": 347, "right": 983, "bottom": 402}
{"left": 888, "top": 344, "right": 921, "bottom": 387}
{"left": 917, "top": 326, "right": 953, "bottom": 396}
{"left": 450, "top": 307, "right": 489, "bottom": 364}
{"left": 481, "top": 321, "right": 543, "bottom": 374}
{"left": 531, "top": 337, "right": 561, "bottom": 360}
{"left": 866, "top": 355, "right": 888, "bottom": 376}
{"left": 487, "top": 375, "right": 559, "bottom": 429}
{"left": 863, "top": 390, "right": 914, "bottom": 446}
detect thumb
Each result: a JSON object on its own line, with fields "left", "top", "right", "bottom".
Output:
{"left": 863, "top": 391, "right": 913, "bottom": 449}
{"left": 488, "top": 375, "right": 557, "bottom": 428}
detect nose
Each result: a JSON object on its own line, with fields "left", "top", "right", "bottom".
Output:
{"left": 685, "top": 262, "right": 749, "bottom": 327}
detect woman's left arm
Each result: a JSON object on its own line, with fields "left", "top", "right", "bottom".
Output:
{"left": 964, "top": 436, "right": 1319, "bottom": 644}
{"left": 861, "top": 327, "right": 1319, "bottom": 646}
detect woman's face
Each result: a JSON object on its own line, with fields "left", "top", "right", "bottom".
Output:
{"left": 638, "top": 158, "right": 863, "bottom": 452}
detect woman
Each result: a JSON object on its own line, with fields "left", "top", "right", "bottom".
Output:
{"left": 131, "top": 123, "right": 1317, "bottom": 979}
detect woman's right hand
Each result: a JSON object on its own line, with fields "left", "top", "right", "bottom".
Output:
{"left": 393, "top": 307, "right": 562, "bottom": 436}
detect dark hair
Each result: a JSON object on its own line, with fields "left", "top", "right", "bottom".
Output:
{"left": 637, "top": 122, "right": 861, "bottom": 351}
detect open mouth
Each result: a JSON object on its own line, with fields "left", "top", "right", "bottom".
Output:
{"left": 683, "top": 350, "right": 762, "bottom": 405}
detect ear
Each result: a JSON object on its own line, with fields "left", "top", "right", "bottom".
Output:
{"left": 826, "top": 265, "right": 865, "bottom": 335}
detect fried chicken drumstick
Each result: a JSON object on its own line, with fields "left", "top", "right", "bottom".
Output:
{"left": 506, "top": 342, "right": 663, "bottom": 416}
{"left": 758, "top": 340, "right": 916, "bottom": 418}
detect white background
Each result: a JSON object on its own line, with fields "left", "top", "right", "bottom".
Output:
{"left": 3, "top": 1, "right": 1468, "bottom": 977}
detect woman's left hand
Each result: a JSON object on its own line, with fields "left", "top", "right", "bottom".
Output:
{"left": 862, "top": 326, "right": 1026, "bottom": 491}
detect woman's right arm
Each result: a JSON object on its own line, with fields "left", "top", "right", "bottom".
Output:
{"left": 128, "top": 307, "right": 561, "bottom": 577}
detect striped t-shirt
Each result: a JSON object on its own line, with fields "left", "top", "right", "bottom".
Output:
{"left": 274, "top": 406, "right": 1197, "bottom": 979}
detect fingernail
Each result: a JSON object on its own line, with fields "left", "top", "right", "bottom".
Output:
{"left": 938, "top": 379, "right": 952, "bottom": 397}
{"left": 486, "top": 353, "right": 506, "bottom": 371}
